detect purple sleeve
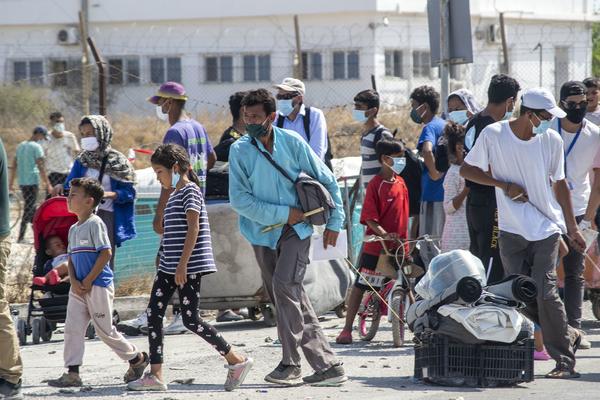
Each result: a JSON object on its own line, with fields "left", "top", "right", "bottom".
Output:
{"left": 163, "top": 129, "right": 185, "bottom": 147}
{"left": 204, "top": 127, "right": 214, "bottom": 153}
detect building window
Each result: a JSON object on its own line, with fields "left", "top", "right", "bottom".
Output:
{"left": 108, "top": 58, "right": 141, "bottom": 85}
{"left": 13, "top": 60, "right": 44, "bottom": 85}
{"left": 385, "top": 50, "right": 403, "bottom": 78}
{"left": 333, "top": 50, "right": 360, "bottom": 80}
{"left": 51, "top": 60, "right": 69, "bottom": 87}
{"left": 205, "top": 55, "right": 233, "bottom": 83}
{"left": 412, "top": 51, "right": 431, "bottom": 78}
{"left": 243, "top": 54, "right": 271, "bottom": 82}
{"left": 150, "top": 57, "right": 181, "bottom": 84}
{"left": 301, "top": 52, "right": 323, "bottom": 80}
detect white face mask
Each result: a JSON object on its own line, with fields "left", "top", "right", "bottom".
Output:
{"left": 53, "top": 123, "right": 65, "bottom": 133}
{"left": 156, "top": 105, "right": 169, "bottom": 121}
{"left": 81, "top": 136, "right": 99, "bottom": 151}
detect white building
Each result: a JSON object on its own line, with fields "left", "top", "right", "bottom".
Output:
{"left": 0, "top": 0, "right": 598, "bottom": 115}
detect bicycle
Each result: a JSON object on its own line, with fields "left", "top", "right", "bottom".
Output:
{"left": 356, "top": 235, "right": 423, "bottom": 347}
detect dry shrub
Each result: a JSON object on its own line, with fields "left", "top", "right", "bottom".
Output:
{"left": 114, "top": 274, "right": 154, "bottom": 297}
{"left": 5, "top": 244, "right": 35, "bottom": 304}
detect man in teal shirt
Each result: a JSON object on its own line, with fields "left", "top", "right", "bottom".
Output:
{"left": 229, "top": 89, "right": 347, "bottom": 387}
{"left": 9, "top": 126, "right": 51, "bottom": 242}
{"left": 0, "top": 138, "right": 24, "bottom": 399}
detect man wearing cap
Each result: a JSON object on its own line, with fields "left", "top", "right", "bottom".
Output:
{"left": 550, "top": 81, "right": 600, "bottom": 350}
{"left": 461, "top": 88, "right": 586, "bottom": 379}
{"left": 9, "top": 126, "right": 51, "bottom": 243}
{"left": 148, "top": 81, "right": 217, "bottom": 234}
{"left": 274, "top": 78, "right": 331, "bottom": 168}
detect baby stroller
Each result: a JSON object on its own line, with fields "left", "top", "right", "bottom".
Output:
{"left": 15, "top": 197, "right": 97, "bottom": 345}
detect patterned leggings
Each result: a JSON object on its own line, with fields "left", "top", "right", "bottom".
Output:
{"left": 146, "top": 271, "right": 231, "bottom": 364}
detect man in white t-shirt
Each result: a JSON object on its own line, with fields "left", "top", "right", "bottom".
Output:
{"left": 44, "top": 111, "right": 80, "bottom": 187}
{"left": 461, "top": 88, "right": 586, "bottom": 379}
{"left": 550, "top": 81, "right": 600, "bottom": 350}
{"left": 584, "top": 78, "right": 600, "bottom": 126}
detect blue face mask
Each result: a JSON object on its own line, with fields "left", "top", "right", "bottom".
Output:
{"left": 171, "top": 170, "right": 180, "bottom": 188}
{"left": 277, "top": 99, "right": 294, "bottom": 117}
{"left": 392, "top": 157, "right": 406, "bottom": 175}
{"left": 448, "top": 110, "right": 469, "bottom": 125}
{"left": 532, "top": 115, "right": 552, "bottom": 135}
{"left": 465, "top": 126, "right": 476, "bottom": 150}
{"left": 352, "top": 109, "right": 368, "bottom": 123}
{"left": 503, "top": 111, "right": 513, "bottom": 121}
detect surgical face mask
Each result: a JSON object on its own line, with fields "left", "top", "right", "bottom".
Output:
{"left": 171, "top": 169, "right": 180, "bottom": 188}
{"left": 156, "top": 102, "right": 170, "bottom": 121}
{"left": 448, "top": 110, "right": 469, "bottom": 125}
{"left": 503, "top": 111, "right": 513, "bottom": 121}
{"left": 277, "top": 99, "right": 295, "bottom": 117}
{"left": 246, "top": 118, "right": 270, "bottom": 138}
{"left": 53, "top": 123, "right": 65, "bottom": 133}
{"left": 80, "top": 136, "right": 99, "bottom": 151}
{"left": 565, "top": 107, "right": 587, "bottom": 124}
{"left": 410, "top": 104, "right": 426, "bottom": 124}
{"left": 352, "top": 109, "right": 368, "bottom": 123}
{"left": 464, "top": 126, "right": 476, "bottom": 150}
{"left": 391, "top": 157, "right": 406, "bottom": 175}
{"left": 531, "top": 113, "right": 551, "bottom": 135}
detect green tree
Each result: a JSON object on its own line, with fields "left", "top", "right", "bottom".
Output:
{"left": 593, "top": 22, "right": 600, "bottom": 77}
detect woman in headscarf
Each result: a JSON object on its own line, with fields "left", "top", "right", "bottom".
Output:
{"left": 54, "top": 115, "right": 136, "bottom": 268}
{"left": 436, "top": 89, "right": 484, "bottom": 173}
{"left": 446, "top": 88, "right": 483, "bottom": 125}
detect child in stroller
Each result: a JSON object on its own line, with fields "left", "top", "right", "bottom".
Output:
{"left": 32, "top": 235, "right": 69, "bottom": 287}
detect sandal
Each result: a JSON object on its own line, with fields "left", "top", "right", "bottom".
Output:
{"left": 545, "top": 367, "right": 581, "bottom": 379}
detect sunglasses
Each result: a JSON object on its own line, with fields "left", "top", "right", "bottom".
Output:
{"left": 561, "top": 100, "right": 588, "bottom": 110}
{"left": 276, "top": 92, "right": 299, "bottom": 100}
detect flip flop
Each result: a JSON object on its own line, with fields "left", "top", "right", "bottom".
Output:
{"left": 545, "top": 367, "right": 581, "bottom": 379}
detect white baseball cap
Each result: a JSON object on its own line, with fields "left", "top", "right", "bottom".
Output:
{"left": 274, "top": 77, "right": 306, "bottom": 95}
{"left": 521, "top": 87, "right": 566, "bottom": 118}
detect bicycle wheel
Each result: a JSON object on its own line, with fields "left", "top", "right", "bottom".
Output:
{"left": 357, "top": 294, "right": 381, "bottom": 341}
{"left": 391, "top": 290, "right": 407, "bottom": 347}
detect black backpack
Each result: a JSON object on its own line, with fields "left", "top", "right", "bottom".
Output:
{"left": 277, "top": 107, "right": 334, "bottom": 171}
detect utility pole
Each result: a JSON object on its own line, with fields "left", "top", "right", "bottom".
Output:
{"left": 533, "top": 43, "right": 542, "bottom": 86}
{"left": 293, "top": 15, "right": 303, "bottom": 79}
{"left": 87, "top": 37, "right": 107, "bottom": 115}
{"left": 499, "top": 12, "right": 510, "bottom": 74}
{"left": 440, "top": 0, "right": 450, "bottom": 114}
{"left": 79, "top": 0, "right": 91, "bottom": 115}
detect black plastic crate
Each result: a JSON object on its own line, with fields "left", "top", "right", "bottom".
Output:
{"left": 414, "top": 333, "right": 534, "bottom": 387}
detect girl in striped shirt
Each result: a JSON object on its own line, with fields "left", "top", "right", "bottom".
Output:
{"left": 128, "top": 144, "right": 252, "bottom": 392}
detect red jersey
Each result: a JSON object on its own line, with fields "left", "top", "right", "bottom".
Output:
{"left": 360, "top": 174, "right": 409, "bottom": 257}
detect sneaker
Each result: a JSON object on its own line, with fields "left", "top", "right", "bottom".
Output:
{"left": 336, "top": 330, "right": 352, "bottom": 345}
{"left": 47, "top": 372, "right": 83, "bottom": 387}
{"left": 303, "top": 363, "right": 348, "bottom": 387}
{"left": 0, "top": 378, "right": 23, "bottom": 400}
{"left": 578, "top": 331, "right": 592, "bottom": 350}
{"left": 123, "top": 352, "right": 149, "bottom": 383}
{"left": 127, "top": 372, "right": 167, "bottom": 391}
{"left": 117, "top": 312, "right": 148, "bottom": 336}
{"left": 224, "top": 357, "right": 254, "bottom": 391}
{"left": 164, "top": 313, "right": 187, "bottom": 335}
{"left": 534, "top": 349, "right": 551, "bottom": 361}
{"left": 264, "top": 362, "right": 303, "bottom": 386}
{"left": 217, "top": 310, "right": 244, "bottom": 323}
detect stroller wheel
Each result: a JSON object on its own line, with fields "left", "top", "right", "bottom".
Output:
{"left": 86, "top": 323, "right": 96, "bottom": 340}
{"left": 32, "top": 318, "right": 41, "bottom": 345}
{"left": 40, "top": 317, "right": 52, "bottom": 342}
{"left": 17, "top": 319, "right": 27, "bottom": 346}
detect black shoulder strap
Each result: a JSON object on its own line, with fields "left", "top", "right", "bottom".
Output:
{"left": 97, "top": 154, "right": 109, "bottom": 183}
{"left": 303, "top": 106, "right": 311, "bottom": 142}
{"left": 373, "top": 125, "right": 387, "bottom": 145}
{"left": 276, "top": 114, "right": 285, "bottom": 129}
{"left": 250, "top": 138, "right": 294, "bottom": 183}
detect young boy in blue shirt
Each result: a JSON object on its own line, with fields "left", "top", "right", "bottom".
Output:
{"left": 48, "top": 178, "right": 148, "bottom": 387}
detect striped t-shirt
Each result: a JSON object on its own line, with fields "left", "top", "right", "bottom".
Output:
{"left": 360, "top": 125, "right": 393, "bottom": 189}
{"left": 159, "top": 183, "right": 216, "bottom": 275}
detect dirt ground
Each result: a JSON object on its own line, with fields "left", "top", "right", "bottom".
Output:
{"left": 17, "top": 304, "right": 600, "bottom": 400}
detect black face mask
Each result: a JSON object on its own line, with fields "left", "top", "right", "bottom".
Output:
{"left": 565, "top": 107, "right": 587, "bottom": 124}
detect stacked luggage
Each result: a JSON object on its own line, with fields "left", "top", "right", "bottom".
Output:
{"left": 408, "top": 250, "right": 536, "bottom": 387}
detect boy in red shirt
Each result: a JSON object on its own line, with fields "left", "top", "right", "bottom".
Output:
{"left": 336, "top": 139, "right": 409, "bottom": 344}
